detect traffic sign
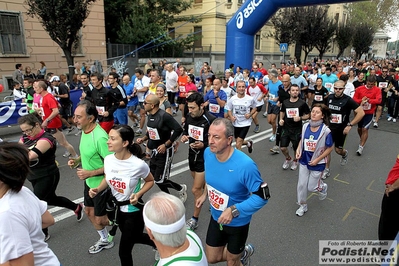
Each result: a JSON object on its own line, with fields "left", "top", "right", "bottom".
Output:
{"left": 280, "top": 43, "right": 288, "bottom": 53}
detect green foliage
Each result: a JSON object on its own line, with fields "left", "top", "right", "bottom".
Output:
{"left": 267, "top": 8, "right": 298, "bottom": 46}
{"left": 335, "top": 24, "right": 353, "bottom": 58}
{"left": 352, "top": 24, "right": 375, "bottom": 59}
{"left": 347, "top": 0, "right": 399, "bottom": 31}
{"left": 314, "top": 15, "right": 337, "bottom": 60}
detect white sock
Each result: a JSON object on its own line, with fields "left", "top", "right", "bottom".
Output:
{"left": 97, "top": 228, "right": 108, "bottom": 242}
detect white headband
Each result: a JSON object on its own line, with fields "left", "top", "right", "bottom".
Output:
{"left": 143, "top": 203, "right": 185, "bottom": 234}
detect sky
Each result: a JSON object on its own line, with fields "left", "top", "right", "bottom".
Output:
{"left": 387, "top": 30, "right": 398, "bottom": 42}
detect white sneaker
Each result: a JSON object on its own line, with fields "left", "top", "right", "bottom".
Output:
{"left": 319, "top": 183, "right": 328, "bottom": 200}
{"left": 63, "top": 151, "right": 71, "bottom": 158}
{"left": 178, "top": 184, "right": 187, "bottom": 203}
{"left": 296, "top": 204, "right": 308, "bottom": 217}
{"left": 262, "top": 111, "right": 268, "bottom": 117}
{"left": 88, "top": 238, "right": 114, "bottom": 254}
{"left": 282, "top": 159, "right": 292, "bottom": 170}
{"left": 356, "top": 146, "right": 363, "bottom": 156}
{"left": 290, "top": 160, "right": 298, "bottom": 170}
{"left": 393, "top": 118, "right": 397, "bottom": 123}
{"left": 388, "top": 117, "right": 393, "bottom": 121}
{"left": 373, "top": 122, "right": 378, "bottom": 128}
{"left": 321, "top": 168, "right": 330, "bottom": 180}
{"left": 269, "top": 134, "right": 276, "bottom": 142}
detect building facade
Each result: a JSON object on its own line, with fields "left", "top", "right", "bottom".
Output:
{"left": 174, "top": 1, "right": 349, "bottom": 72}
{"left": 0, "top": 0, "right": 107, "bottom": 91}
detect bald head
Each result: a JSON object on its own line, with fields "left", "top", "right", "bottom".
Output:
{"left": 146, "top": 94, "right": 160, "bottom": 106}
{"left": 334, "top": 80, "right": 345, "bottom": 89}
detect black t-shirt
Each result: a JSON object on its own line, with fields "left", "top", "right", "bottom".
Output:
{"left": 376, "top": 75, "right": 393, "bottom": 95}
{"left": 327, "top": 94, "right": 359, "bottom": 129}
{"left": 352, "top": 80, "right": 365, "bottom": 89}
{"left": 57, "top": 83, "right": 70, "bottom": 106}
{"left": 313, "top": 86, "right": 329, "bottom": 105}
{"left": 280, "top": 98, "right": 310, "bottom": 130}
{"left": 277, "top": 84, "right": 290, "bottom": 104}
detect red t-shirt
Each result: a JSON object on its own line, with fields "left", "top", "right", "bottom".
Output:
{"left": 40, "top": 93, "right": 62, "bottom": 129}
{"left": 178, "top": 76, "right": 189, "bottom": 98}
{"left": 386, "top": 157, "right": 399, "bottom": 185}
{"left": 353, "top": 85, "right": 382, "bottom": 115}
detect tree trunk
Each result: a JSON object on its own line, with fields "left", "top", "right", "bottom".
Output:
{"left": 63, "top": 48, "right": 75, "bottom": 83}
{"left": 319, "top": 52, "right": 324, "bottom": 60}
{"left": 337, "top": 50, "right": 343, "bottom": 59}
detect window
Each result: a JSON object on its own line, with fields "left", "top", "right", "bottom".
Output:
{"left": 0, "top": 12, "right": 26, "bottom": 55}
{"left": 193, "top": 26, "right": 202, "bottom": 48}
{"left": 255, "top": 34, "right": 261, "bottom": 50}
{"left": 238, "top": 0, "right": 243, "bottom": 3}
{"left": 168, "top": 27, "right": 175, "bottom": 40}
{"left": 194, "top": 0, "right": 202, "bottom": 3}
{"left": 72, "top": 29, "right": 83, "bottom": 56}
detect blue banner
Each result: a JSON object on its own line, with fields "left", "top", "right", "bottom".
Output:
{"left": 0, "top": 90, "right": 83, "bottom": 126}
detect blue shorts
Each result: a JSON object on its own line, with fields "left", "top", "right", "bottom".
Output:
{"left": 358, "top": 114, "right": 373, "bottom": 129}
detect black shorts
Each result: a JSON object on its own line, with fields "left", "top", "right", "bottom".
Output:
{"left": 45, "top": 127, "right": 62, "bottom": 135}
{"left": 188, "top": 150, "right": 205, "bottom": 172}
{"left": 280, "top": 127, "right": 301, "bottom": 150}
{"left": 59, "top": 104, "right": 73, "bottom": 119}
{"left": 149, "top": 149, "right": 173, "bottom": 182}
{"left": 267, "top": 104, "right": 280, "bottom": 115}
{"left": 177, "top": 97, "right": 186, "bottom": 105}
{"left": 206, "top": 216, "right": 250, "bottom": 255}
{"left": 330, "top": 127, "right": 347, "bottom": 150}
{"left": 84, "top": 182, "right": 110, "bottom": 217}
{"left": 252, "top": 105, "right": 263, "bottom": 112}
{"left": 234, "top": 126, "right": 250, "bottom": 140}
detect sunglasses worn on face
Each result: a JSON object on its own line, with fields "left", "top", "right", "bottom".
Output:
{"left": 334, "top": 87, "right": 344, "bottom": 90}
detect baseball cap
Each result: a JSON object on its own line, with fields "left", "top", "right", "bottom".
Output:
{"left": 50, "top": 76, "right": 60, "bottom": 82}
{"left": 225, "top": 69, "right": 231, "bottom": 73}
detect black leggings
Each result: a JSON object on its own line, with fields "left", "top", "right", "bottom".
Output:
{"left": 118, "top": 210, "right": 156, "bottom": 266}
{"left": 378, "top": 189, "right": 399, "bottom": 240}
{"left": 167, "top": 91, "right": 176, "bottom": 107}
{"left": 30, "top": 170, "right": 77, "bottom": 211}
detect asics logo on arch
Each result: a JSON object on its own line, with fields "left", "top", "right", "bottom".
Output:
{"left": 235, "top": 0, "right": 263, "bottom": 29}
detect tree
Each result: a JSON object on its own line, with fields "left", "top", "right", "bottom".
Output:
{"left": 335, "top": 24, "right": 353, "bottom": 58}
{"left": 267, "top": 8, "right": 298, "bottom": 46}
{"left": 314, "top": 16, "right": 337, "bottom": 60}
{"left": 347, "top": 0, "right": 399, "bottom": 31}
{"left": 25, "top": 0, "right": 96, "bottom": 81}
{"left": 113, "top": 0, "right": 200, "bottom": 57}
{"left": 352, "top": 24, "right": 375, "bottom": 60}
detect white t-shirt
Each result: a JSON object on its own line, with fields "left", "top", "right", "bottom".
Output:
{"left": 104, "top": 154, "right": 150, "bottom": 213}
{"left": 344, "top": 82, "right": 355, "bottom": 98}
{"left": 156, "top": 230, "right": 207, "bottom": 266}
{"left": 221, "top": 86, "right": 236, "bottom": 99}
{"left": 0, "top": 187, "right": 60, "bottom": 265}
{"left": 308, "top": 74, "right": 318, "bottom": 90}
{"left": 135, "top": 76, "right": 151, "bottom": 102}
{"left": 225, "top": 95, "right": 257, "bottom": 127}
{"left": 247, "top": 85, "right": 265, "bottom": 106}
{"left": 166, "top": 71, "right": 178, "bottom": 92}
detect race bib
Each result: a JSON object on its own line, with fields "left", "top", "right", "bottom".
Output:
{"left": 387, "top": 91, "right": 392, "bottom": 97}
{"left": 207, "top": 184, "right": 229, "bottom": 211}
{"left": 330, "top": 114, "right": 342, "bottom": 124}
{"left": 269, "top": 93, "right": 275, "bottom": 99}
{"left": 314, "top": 95, "right": 323, "bottom": 102}
{"left": 179, "top": 86, "right": 185, "bottom": 92}
{"left": 147, "top": 127, "right": 160, "bottom": 140}
{"left": 108, "top": 175, "right": 129, "bottom": 196}
{"left": 188, "top": 125, "right": 204, "bottom": 141}
{"left": 325, "top": 83, "right": 333, "bottom": 92}
{"left": 286, "top": 108, "right": 299, "bottom": 118}
{"left": 363, "top": 102, "right": 371, "bottom": 110}
{"left": 209, "top": 103, "right": 221, "bottom": 114}
{"left": 96, "top": 106, "right": 105, "bottom": 115}
{"left": 304, "top": 136, "right": 317, "bottom": 152}
{"left": 379, "top": 82, "right": 388, "bottom": 89}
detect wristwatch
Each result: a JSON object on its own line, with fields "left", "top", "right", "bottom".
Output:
{"left": 230, "top": 205, "right": 240, "bottom": 218}
{"left": 347, "top": 123, "right": 352, "bottom": 127}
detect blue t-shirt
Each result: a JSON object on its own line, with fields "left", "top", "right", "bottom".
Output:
{"left": 204, "top": 90, "right": 227, "bottom": 118}
{"left": 299, "top": 125, "right": 333, "bottom": 171}
{"left": 321, "top": 74, "right": 338, "bottom": 92}
{"left": 249, "top": 71, "right": 262, "bottom": 82}
{"left": 123, "top": 82, "right": 138, "bottom": 107}
{"left": 204, "top": 148, "right": 268, "bottom": 227}
{"left": 268, "top": 80, "right": 282, "bottom": 105}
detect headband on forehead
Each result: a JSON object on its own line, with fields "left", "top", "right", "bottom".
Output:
{"left": 143, "top": 202, "right": 185, "bottom": 234}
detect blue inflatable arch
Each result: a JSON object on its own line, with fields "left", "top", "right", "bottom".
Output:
{"left": 225, "top": 0, "right": 361, "bottom": 70}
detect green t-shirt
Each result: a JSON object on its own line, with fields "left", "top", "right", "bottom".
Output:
{"left": 80, "top": 124, "right": 112, "bottom": 188}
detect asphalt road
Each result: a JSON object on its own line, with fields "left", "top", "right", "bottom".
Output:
{"left": 1, "top": 112, "right": 398, "bottom": 266}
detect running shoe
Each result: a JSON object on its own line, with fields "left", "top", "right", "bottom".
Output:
{"left": 75, "top": 129, "right": 82, "bottom": 136}
{"left": 66, "top": 126, "right": 77, "bottom": 135}
{"left": 321, "top": 168, "right": 330, "bottom": 180}
{"left": 262, "top": 111, "right": 268, "bottom": 117}
{"left": 356, "top": 146, "right": 363, "bottom": 156}
{"left": 269, "top": 134, "right": 276, "bottom": 142}
{"left": 388, "top": 117, "right": 393, "bottom": 121}
{"left": 319, "top": 183, "right": 328, "bottom": 200}
{"left": 241, "top": 244, "right": 254, "bottom": 266}
{"left": 247, "top": 139, "right": 253, "bottom": 154}
{"left": 88, "top": 238, "right": 114, "bottom": 254}
{"left": 178, "top": 184, "right": 187, "bottom": 203}
{"left": 253, "top": 125, "right": 260, "bottom": 133}
{"left": 133, "top": 122, "right": 139, "bottom": 128}
{"left": 373, "top": 122, "right": 378, "bottom": 128}
{"left": 62, "top": 151, "right": 71, "bottom": 158}
{"left": 393, "top": 118, "right": 397, "bottom": 123}
{"left": 282, "top": 159, "right": 292, "bottom": 170}
{"left": 135, "top": 129, "right": 142, "bottom": 136}
{"left": 340, "top": 150, "right": 348, "bottom": 166}
{"left": 186, "top": 218, "right": 199, "bottom": 230}
{"left": 296, "top": 204, "right": 308, "bottom": 217}
{"left": 75, "top": 203, "right": 84, "bottom": 222}
{"left": 44, "top": 233, "right": 51, "bottom": 242}
{"left": 270, "top": 145, "right": 280, "bottom": 154}
{"left": 290, "top": 160, "right": 298, "bottom": 170}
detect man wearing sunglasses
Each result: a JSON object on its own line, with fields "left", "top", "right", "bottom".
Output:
{"left": 322, "top": 80, "right": 364, "bottom": 179}
{"left": 374, "top": 67, "right": 394, "bottom": 127}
